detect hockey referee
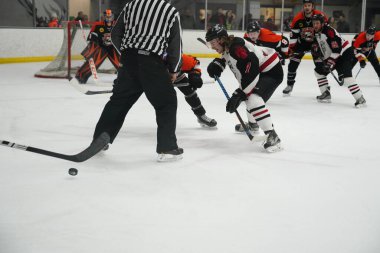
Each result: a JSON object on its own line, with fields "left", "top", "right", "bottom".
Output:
{"left": 92, "top": 0, "right": 183, "bottom": 162}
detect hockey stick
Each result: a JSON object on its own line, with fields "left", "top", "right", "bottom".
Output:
{"left": 197, "top": 37, "right": 208, "bottom": 48}
{"left": 329, "top": 70, "right": 343, "bottom": 86}
{"left": 0, "top": 132, "right": 110, "bottom": 163}
{"left": 355, "top": 67, "right": 362, "bottom": 79}
{"left": 69, "top": 77, "right": 112, "bottom": 95}
{"left": 173, "top": 80, "right": 214, "bottom": 87}
{"left": 215, "top": 76, "right": 267, "bottom": 142}
{"left": 78, "top": 20, "right": 101, "bottom": 84}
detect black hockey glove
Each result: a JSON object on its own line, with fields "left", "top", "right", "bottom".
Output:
{"left": 359, "top": 60, "right": 366, "bottom": 68}
{"left": 188, "top": 71, "right": 203, "bottom": 89}
{"left": 207, "top": 58, "right": 226, "bottom": 78}
{"left": 226, "top": 89, "right": 247, "bottom": 113}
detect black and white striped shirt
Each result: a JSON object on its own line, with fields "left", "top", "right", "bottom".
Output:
{"left": 111, "top": 0, "right": 182, "bottom": 73}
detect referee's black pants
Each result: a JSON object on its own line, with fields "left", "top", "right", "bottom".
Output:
{"left": 93, "top": 49, "right": 179, "bottom": 153}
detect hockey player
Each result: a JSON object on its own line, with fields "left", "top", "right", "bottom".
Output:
{"left": 351, "top": 26, "right": 380, "bottom": 83}
{"left": 173, "top": 54, "right": 217, "bottom": 128}
{"left": 283, "top": 0, "right": 327, "bottom": 96}
{"left": 75, "top": 9, "right": 120, "bottom": 84}
{"left": 311, "top": 14, "right": 366, "bottom": 108}
{"left": 244, "top": 21, "right": 289, "bottom": 65}
{"left": 205, "top": 24, "right": 283, "bottom": 152}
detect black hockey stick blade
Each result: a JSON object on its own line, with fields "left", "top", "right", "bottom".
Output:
{"left": 0, "top": 132, "right": 110, "bottom": 163}
{"left": 197, "top": 37, "right": 208, "bottom": 47}
{"left": 69, "top": 77, "right": 112, "bottom": 95}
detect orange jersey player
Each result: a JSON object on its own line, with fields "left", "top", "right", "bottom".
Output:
{"left": 351, "top": 26, "right": 380, "bottom": 82}
{"left": 75, "top": 9, "right": 120, "bottom": 84}
{"left": 282, "top": 0, "right": 328, "bottom": 96}
{"left": 172, "top": 54, "right": 217, "bottom": 128}
{"left": 244, "top": 21, "right": 289, "bottom": 65}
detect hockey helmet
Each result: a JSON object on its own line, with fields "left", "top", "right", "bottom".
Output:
{"left": 366, "top": 26, "right": 376, "bottom": 35}
{"left": 205, "top": 24, "right": 228, "bottom": 42}
{"left": 311, "top": 14, "right": 326, "bottom": 25}
{"left": 104, "top": 9, "right": 114, "bottom": 23}
{"left": 247, "top": 21, "right": 261, "bottom": 33}
{"left": 303, "top": 0, "right": 314, "bottom": 4}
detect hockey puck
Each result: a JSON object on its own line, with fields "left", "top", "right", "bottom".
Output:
{"left": 68, "top": 168, "right": 78, "bottom": 176}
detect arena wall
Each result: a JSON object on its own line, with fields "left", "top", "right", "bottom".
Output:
{"left": 0, "top": 28, "right": 377, "bottom": 64}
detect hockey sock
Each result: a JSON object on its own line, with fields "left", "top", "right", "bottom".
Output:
{"left": 185, "top": 90, "right": 206, "bottom": 116}
{"left": 344, "top": 77, "right": 363, "bottom": 100}
{"left": 287, "top": 59, "right": 300, "bottom": 86}
{"left": 315, "top": 71, "right": 329, "bottom": 93}
{"left": 287, "top": 71, "right": 297, "bottom": 86}
{"left": 246, "top": 94, "right": 273, "bottom": 132}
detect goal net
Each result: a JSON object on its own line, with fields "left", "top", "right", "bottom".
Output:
{"left": 35, "top": 21, "right": 116, "bottom": 79}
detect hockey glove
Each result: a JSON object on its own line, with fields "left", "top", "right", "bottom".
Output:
{"left": 359, "top": 60, "right": 366, "bottom": 68}
{"left": 207, "top": 58, "right": 226, "bottom": 78}
{"left": 226, "top": 88, "right": 247, "bottom": 113}
{"left": 188, "top": 70, "right": 203, "bottom": 89}
{"left": 322, "top": 58, "right": 336, "bottom": 74}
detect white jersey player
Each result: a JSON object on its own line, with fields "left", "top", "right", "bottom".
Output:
{"left": 205, "top": 24, "right": 283, "bottom": 152}
{"left": 311, "top": 14, "right": 366, "bottom": 107}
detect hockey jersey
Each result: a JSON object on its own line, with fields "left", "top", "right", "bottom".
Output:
{"left": 312, "top": 25, "right": 350, "bottom": 61}
{"left": 290, "top": 10, "right": 327, "bottom": 46}
{"left": 222, "top": 37, "right": 279, "bottom": 95}
{"left": 88, "top": 21, "right": 114, "bottom": 47}
{"left": 352, "top": 31, "right": 380, "bottom": 54}
{"left": 244, "top": 28, "right": 289, "bottom": 57}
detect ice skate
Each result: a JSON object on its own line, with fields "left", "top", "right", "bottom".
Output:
{"left": 157, "top": 148, "right": 183, "bottom": 162}
{"left": 282, "top": 85, "right": 293, "bottom": 96}
{"left": 235, "top": 122, "right": 259, "bottom": 133}
{"left": 263, "top": 130, "right": 282, "bottom": 153}
{"left": 354, "top": 95, "right": 366, "bottom": 108}
{"left": 316, "top": 89, "right": 331, "bottom": 103}
{"left": 197, "top": 114, "right": 217, "bottom": 128}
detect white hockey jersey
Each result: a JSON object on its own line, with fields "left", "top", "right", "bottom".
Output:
{"left": 313, "top": 25, "right": 350, "bottom": 61}
{"left": 222, "top": 37, "right": 279, "bottom": 94}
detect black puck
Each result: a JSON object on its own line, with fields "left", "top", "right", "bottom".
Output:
{"left": 68, "top": 168, "right": 78, "bottom": 176}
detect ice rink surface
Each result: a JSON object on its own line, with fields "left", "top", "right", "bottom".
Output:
{"left": 1, "top": 59, "right": 380, "bottom": 253}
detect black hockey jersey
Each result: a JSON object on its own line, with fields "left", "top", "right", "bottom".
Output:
{"left": 88, "top": 21, "right": 114, "bottom": 47}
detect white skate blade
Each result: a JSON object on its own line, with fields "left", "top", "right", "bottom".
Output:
{"left": 355, "top": 103, "right": 367, "bottom": 108}
{"left": 252, "top": 135, "right": 268, "bottom": 142}
{"left": 264, "top": 143, "right": 283, "bottom": 153}
{"left": 157, "top": 153, "right": 183, "bottom": 162}
{"left": 282, "top": 93, "right": 291, "bottom": 97}
{"left": 199, "top": 122, "right": 217, "bottom": 128}
{"left": 317, "top": 99, "right": 331, "bottom": 103}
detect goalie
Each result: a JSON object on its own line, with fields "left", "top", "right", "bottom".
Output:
{"left": 75, "top": 9, "right": 120, "bottom": 84}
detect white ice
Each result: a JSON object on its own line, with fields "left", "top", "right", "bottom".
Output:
{"left": 1, "top": 59, "right": 380, "bottom": 253}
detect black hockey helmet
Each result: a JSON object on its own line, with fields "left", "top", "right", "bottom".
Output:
{"left": 205, "top": 24, "right": 228, "bottom": 42}
{"left": 366, "top": 26, "right": 376, "bottom": 35}
{"left": 247, "top": 21, "right": 261, "bottom": 33}
{"left": 311, "top": 14, "right": 326, "bottom": 25}
{"left": 303, "top": 0, "right": 314, "bottom": 4}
